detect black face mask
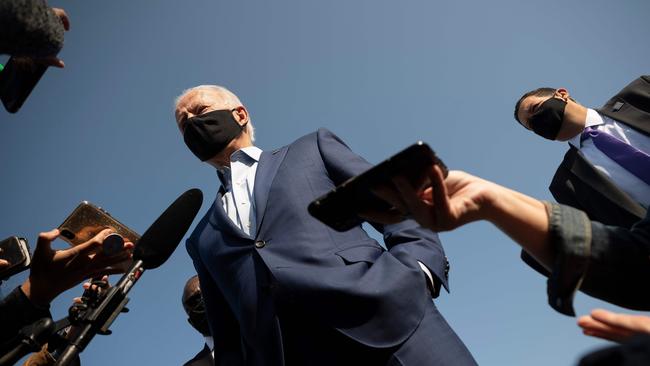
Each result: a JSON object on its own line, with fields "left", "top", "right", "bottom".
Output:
{"left": 184, "top": 294, "right": 210, "bottom": 336}
{"left": 183, "top": 109, "right": 246, "bottom": 161}
{"left": 528, "top": 97, "right": 567, "bottom": 140}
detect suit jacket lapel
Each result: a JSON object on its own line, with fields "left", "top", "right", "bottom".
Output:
{"left": 208, "top": 190, "right": 251, "bottom": 237}
{"left": 568, "top": 147, "right": 646, "bottom": 218}
{"left": 253, "top": 147, "right": 289, "bottom": 235}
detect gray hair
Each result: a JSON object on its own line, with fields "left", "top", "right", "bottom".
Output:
{"left": 175, "top": 85, "right": 255, "bottom": 142}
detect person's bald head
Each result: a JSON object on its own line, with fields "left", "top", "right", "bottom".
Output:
{"left": 182, "top": 275, "right": 201, "bottom": 313}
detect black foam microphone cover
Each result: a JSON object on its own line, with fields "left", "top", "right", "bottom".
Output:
{"left": 134, "top": 189, "right": 203, "bottom": 269}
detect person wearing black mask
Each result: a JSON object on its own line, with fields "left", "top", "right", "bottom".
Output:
{"left": 174, "top": 85, "right": 476, "bottom": 366}
{"left": 181, "top": 275, "right": 212, "bottom": 366}
{"left": 513, "top": 76, "right": 650, "bottom": 231}
{"left": 513, "top": 76, "right": 650, "bottom": 279}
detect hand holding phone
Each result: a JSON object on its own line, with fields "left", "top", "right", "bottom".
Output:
{"left": 21, "top": 228, "right": 134, "bottom": 307}
{"left": 308, "top": 142, "right": 447, "bottom": 231}
{"left": 58, "top": 201, "right": 139, "bottom": 272}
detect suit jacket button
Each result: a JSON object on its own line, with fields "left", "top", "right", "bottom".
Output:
{"left": 255, "top": 240, "right": 266, "bottom": 249}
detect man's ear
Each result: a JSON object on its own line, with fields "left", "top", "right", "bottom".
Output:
{"left": 555, "top": 88, "right": 570, "bottom": 101}
{"left": 232, "top": 106, "right": 250, "bottom": 126}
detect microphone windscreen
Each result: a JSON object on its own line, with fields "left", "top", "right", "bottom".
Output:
{"left": 134, "top": 189, "right": 203, "bottom": 269}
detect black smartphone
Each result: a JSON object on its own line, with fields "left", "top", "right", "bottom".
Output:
{"left": 0, "top": 236, "right": 31, "bottom": 280}
{"left": 308, "top": 142, "right": 448, "bottom": 232}
{"left": 0, "top": 57, "right": 49, "bottom": 113}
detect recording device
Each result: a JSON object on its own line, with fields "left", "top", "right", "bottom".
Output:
{"left": 0, "top": 57, "right": 49, "bottom": 113}
{"left": 0, "top": 236, "right": 31, "bottom": 281}
{"left": 102, "top": 233, "right": 125, "bottom": 256}
{"left": 53, "top": 189, "right": 203, "bottom": 366}
{"left": 308, "top": 142, "right": 447, "bottom": 232}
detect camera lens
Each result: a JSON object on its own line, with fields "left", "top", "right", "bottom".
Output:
{"left": 60, "top": 229, "right": 75, "bottom": 240}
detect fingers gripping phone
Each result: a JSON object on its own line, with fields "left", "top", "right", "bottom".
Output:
{"left": 0, "top": 236, "right": 31, "bottom": 280}
{"left": 58, "top": 201, "right": 140, "bottom": 272}
{"left": 308, "top": 142, "right": 448, "bottom": 232}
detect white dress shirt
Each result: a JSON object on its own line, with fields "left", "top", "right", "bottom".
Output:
{"left": 217, "top": 146, "right": 262, "bottom": 237}
{"left": 568, "top": 108, "right": 650, "bottom": 209}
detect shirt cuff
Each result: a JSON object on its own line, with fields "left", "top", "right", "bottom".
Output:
{"left": 418, "top": 261, "right": 436, "bottom": 297}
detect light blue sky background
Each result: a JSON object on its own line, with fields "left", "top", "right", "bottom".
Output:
{"left": 1, "top": 0, "right": 649, "bottom": 364}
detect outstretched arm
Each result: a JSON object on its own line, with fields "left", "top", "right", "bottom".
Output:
{"left": 372, "top": 165, "right": 650, "bottom": 315}
{"left": 374, "top": 166, "right": 553, "bottom": 268}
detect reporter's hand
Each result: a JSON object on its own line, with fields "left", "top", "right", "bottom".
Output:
{"left": 52, "top": 8, "right": 70, "bottom": 31}
{"left": 27, "top": 8, "right": 70, "bottom": 68}
{"left": 21, "top": 229, "right": 133, "bottom": 307}
{"left": 34, "top": 56, "right": 65, "bottom": 68}
{"left": 578, "top": 309, "right": 650, "bottom": 343}
{"left": 370, "top": 166, "right": 498, "bottom": 231}
{"left": 73, "top": 275, "right": 111, "bottom": 304}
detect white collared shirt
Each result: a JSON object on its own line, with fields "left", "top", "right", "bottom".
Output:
{"left": 568, "top": 108, "right": 650, "bottom": 208}
{"left": 217, "top": 146, "right": 263, "bottom": 237}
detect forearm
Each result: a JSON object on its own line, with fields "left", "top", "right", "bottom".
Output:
{"left": 20, "top": 276, "right": 56, "bottom": 307}
{"left": 0, "top": 286, "right": 51, "bottom": 345}
{"left": 483, "top": 184, "right": 553, "bottom": 269}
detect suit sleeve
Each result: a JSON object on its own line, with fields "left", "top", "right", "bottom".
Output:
{"left": 315, "top": 128, "right": 449, "bottom": 294}
{"left": 186, "top": 235, "right": 244, "bottom": 366}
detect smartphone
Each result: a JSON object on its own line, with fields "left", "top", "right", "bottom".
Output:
{"left": 58, "top": 201, "right": 140, "bottom": 272}
{"left": 0, "top": 56, "right": 49, "bottom": 113}
{"left": 0, "top": 236, "right": 31, "bottom": 280}
{"left": 308, "top": 142, "right": 447, "bottom": 232}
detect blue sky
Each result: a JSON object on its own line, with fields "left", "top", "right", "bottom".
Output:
{"left": 1, "top": 0, "right": 649, "bottom": 364}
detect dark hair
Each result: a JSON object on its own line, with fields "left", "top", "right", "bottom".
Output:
{"left": 513, "top": 87, "right": 556, "bottom": 125}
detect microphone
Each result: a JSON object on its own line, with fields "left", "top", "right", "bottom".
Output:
{"left": 53, "top": 189, "right": 203, "bottom": 366}
{"left": 134, "top": 188, "right": 203, "bottom": 269}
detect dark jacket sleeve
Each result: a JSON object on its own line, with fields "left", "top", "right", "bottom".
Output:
{"left": 543, "top": 202, "right": 650, "bottom": 316}
{"left": 315, "top": 128, "right": 449, "bottom": 295}
{"left": 0, "top": 286, "right": 51, "bottom": 348}
{"left": 0, "top": 0, "right": 64, "bottom": 57}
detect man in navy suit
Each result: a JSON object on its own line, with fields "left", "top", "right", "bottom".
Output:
{"left": 174, "top": 84, "right": 476, "bottom": 366}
